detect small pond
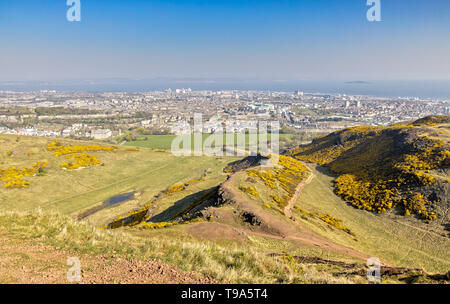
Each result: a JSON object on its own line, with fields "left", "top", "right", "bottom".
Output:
{"left": 104, "top": 192, "right": 135, "bottom": 207}
{"left": 78, "top": 192, "right": 135, "bottom": 219}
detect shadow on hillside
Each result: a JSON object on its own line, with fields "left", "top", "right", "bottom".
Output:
{"left": 149, "top": 187, "right": 217, "bottom": 223}
{"left": 314, "top": 165, "right": 336, "bottom": 178}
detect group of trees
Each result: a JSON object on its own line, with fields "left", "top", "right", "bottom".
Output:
{"left": 117, "top": 127, "right": 172, "bottom": 143}
{"left": 34, "top": 107, "right": 101, "bottom": 116}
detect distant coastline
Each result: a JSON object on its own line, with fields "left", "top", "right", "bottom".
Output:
{"left": 344, "top": 81, "right": 372, "bottom": 85}
{"left": 0, "top": 79, "right": 449, "bottom": 100}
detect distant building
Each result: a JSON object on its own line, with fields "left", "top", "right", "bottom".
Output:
{"left": 140, "top": 119, "right": 152, "bottom": 126}
{"left": 61, "top": 128, "right": 73, "bottom": 138}
{"left": 91, "top": 129, "right": 112, "bottom": 140}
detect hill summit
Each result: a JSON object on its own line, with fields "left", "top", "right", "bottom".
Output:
{"left": 287, "top": 116, "right": 450, "bottom": 225}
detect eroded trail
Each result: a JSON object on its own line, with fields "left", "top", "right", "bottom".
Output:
{"left": 222, "top": 171, "right": 372, "bottom": 262}
{"left": 283, "top": 165, "right": 315, "bottom": 219}
{"left": 0, "top": 234, "right": 215, "bottom": 284}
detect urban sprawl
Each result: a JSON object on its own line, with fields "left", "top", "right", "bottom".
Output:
{"left": 0, "top": 89, "right": 449, "bottom": 141}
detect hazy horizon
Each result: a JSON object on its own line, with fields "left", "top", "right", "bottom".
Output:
{"left": 1, "top": 0, "right": 450, "bottom": 82}
{"left": 1, "top": 78, "right": 450, "bottom": 100}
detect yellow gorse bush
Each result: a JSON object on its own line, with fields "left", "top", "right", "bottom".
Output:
{"left": 106, "top": 174, "right": 210, "bottom": 229}
{"left": 0, "top": 161, "right": 48, "bottom": 188}
{"left": 47, "top": 141, "right": 119, "bottom": 170}
{"left": 162, "top": 175, "right": 206, "bottom": 195}
{"left": 244, "top": 154, "right": 310, "bottom": 207}
{"left": 47, "top": 141, "right": 119, "bottom": 156}
{"left": 293, "top": 206, "right": 354, "bottom": 236}
{"left": 60, "top": 154, "right": 101, "bottom": 170}
{"left": 239, "top": 185, "right": 259, "bottom": 197}
{"left": 288, "top": 123, "right": 449, "bottom": 222}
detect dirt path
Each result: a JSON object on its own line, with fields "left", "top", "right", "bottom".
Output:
{"left": 222, "top": 171, "right": 372, "bottom": 262}
{"left": 284, "top": 167, "right": 315, "bottom": 219}
{"left": 0, "top": 235, "right": 215, "bottom": 284}
{"left": 239, "top": 225, "right": 372, "bottom": 262}
{"left": 309, "top": 164, "right": 450, "bottom": 241}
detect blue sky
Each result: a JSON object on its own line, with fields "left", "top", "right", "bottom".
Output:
{"left": 0, "top": 0, "right": 449, "bottom": 81}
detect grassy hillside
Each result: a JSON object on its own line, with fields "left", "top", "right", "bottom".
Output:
{"left": 294, "top": 164, "right": 450, "bottom": 273}
{"left": 0, "top": 134, "right": 237, "bottom": 225}
{"left": 4, "top": 209, "right": 448, "bottom": 283}
{"left": 1, "top": 125, "right": 448, "bottom": 284}
{"left": 0, "top": 210, "right": 369, "bottom": 284}
{"left": 288, "top": 116, "right": 450, "bottom": 226}
{"left": 123, "top": 133, "right": 294, "bottom": 150}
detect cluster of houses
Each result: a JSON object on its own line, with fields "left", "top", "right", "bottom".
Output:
{"left": 0, "top": 125, "right": 117, "bottom": 140}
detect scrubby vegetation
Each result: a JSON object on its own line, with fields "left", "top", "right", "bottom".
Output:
{"left": 47, "top": 141, "right": 119, "bottom": 156}
{"left": 0, "top": 210, "right": 356, "bottom": 284}
{"left": 47, "top": 141, "right": 119, "bottom": 170}
{"left": 0, "top": 161, "right": 48, "bottom": 188}
{"left": 240, "top": 185, "right": 259, "bottom": 197}
{"left": 294, "top": 206, "right": 355, "bottom": 236}
{"left": 138, "top": 218, "right": 204, "bottom": 230}
{"left": 162, "top": 174, "right": 206, "bottom": 195}
{"left": 288, "top": 116, "right": 450, "bottom": 223}
{"left": 60, "top": 154, "right": 101, "bottom": 170}
{"left": 106, "top": 173, "right": 210, "bottom": 229}
{"left": 245, "top": 155, "right": 310, "bottom": 209}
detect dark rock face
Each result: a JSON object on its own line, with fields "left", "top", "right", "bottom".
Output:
{"left": 226, "top": 153, "right": 270, "bottom": 173}
{"left": 423, "top": 180, "right": 450, "bottom": 216}
{"left": 217, "top": 184, "right": 234, "bottom": 206}
{"left": 240, "top": 211, "right": 263, "bottom": 226}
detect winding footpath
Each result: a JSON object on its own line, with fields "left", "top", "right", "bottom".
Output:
{"left": 283, "top": 164, "right": 315, "bottom": 219}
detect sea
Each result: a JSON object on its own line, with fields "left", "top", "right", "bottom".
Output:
{"left": 1, "top": 79, "right": 449, "bottom": 100}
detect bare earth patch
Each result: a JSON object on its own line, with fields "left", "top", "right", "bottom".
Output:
{"left": 188, "top": 222, "right": 248, "bottom": 242}
{"left": 0, "top": 235, "right": 215, "bottom": 284}
{"left": 221, "top": 170, "right": 371, "bottom": 261}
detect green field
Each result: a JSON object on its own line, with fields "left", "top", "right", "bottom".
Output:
{"left": 0, "top": 134, "right": 238, "bottom": 224}
{"left": 123, "top": 133, "right": 295, "bottom": 150}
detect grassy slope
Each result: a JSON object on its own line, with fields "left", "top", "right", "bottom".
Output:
{"left": 0, "top": 134, "right": 236, "bottom": 225}
{"left": 124, "top": 133, "right": 294, "bottom": 150}
{"left": 0, "top": 210, "right": 357, "bottom": 284}
{"left": 1, "top": 132, "right": 448, "bottom": 283}
{"left": 294, "top": 164, "right": 450, "bottom": 273}
{"left": 0, "top": 134, "right": 369, "bottom": 284}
